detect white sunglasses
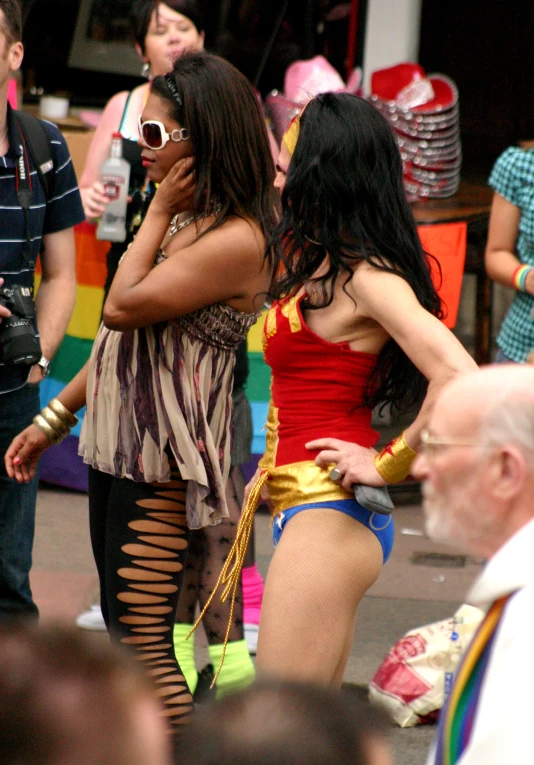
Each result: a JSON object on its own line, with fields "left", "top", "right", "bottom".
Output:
{"left": 138, "top": 116, "right": 190, "bottom": 150}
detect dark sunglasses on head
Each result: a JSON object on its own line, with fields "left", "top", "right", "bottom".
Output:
{"left": 138, "top": 116, "right": 189, "bottom": 150}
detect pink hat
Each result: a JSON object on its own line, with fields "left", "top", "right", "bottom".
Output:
{"left": 267, "top": 56, "right": 362, "bottom": 143}
{"left": 285, "top": 55, "right": 347, "bottom": 103}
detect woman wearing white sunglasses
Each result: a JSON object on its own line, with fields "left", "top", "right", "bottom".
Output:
{"left": 77, "top": 0, "right": 265, "bottom": 703}
{"left": 5, "top": 51, "right": 277, "bottom": 741}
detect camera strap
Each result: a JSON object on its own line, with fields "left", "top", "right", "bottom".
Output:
{"left": 14, "top": 126, "right": 35, "bottom": 273}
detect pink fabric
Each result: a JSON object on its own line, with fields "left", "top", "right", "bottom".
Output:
{"left": 7, "top": 79, "right": 17, "bottom": 109}
{"left": 242, "top": 564, "right": 264, "bottom": 625}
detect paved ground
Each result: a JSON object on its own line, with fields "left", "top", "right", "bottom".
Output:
{"left": 31, "top": 483, "right": 482, "bottom": 765}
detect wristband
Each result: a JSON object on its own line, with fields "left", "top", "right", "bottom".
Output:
{"left": 512, "top": 264, "right": 534, "bottom": 292}
{"left": 374, "top": 431, "right": 417, "bottom": 484}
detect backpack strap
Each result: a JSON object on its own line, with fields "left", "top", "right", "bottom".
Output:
{"left": 13, "top": 110, "right": 55, "bottom": 202}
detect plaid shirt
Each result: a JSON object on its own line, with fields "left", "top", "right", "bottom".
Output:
{"left": 489, "top": 147, "right": 534, "bottom": 362}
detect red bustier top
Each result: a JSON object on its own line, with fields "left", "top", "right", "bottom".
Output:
{"left": 262, "top": 290, "right": 379, "bottom": 469}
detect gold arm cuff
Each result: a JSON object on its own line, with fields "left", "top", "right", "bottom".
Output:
{"left": 374, "top": 431, "right": 417, "bottom": 484}
{"left": 40, "top": 407, "right": 71, "bottom": 436}
{"left": 47, "top": 398, "right": 78, "bottom": 428}
{"left": 33, "top": 414, "right": 64, "bottom": 445}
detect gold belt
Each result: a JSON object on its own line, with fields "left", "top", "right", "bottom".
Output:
{"left": 264, "top": 460, "right": 353, "bottom": 520}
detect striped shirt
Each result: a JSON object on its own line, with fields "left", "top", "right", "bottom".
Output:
{"left": 489, "top": 147, "right": 534, "bottom": 362}
{"left": 0, "top": 104, "right": 85, "bottom": 393}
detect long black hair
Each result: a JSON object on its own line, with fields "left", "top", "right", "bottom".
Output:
{"left": 270, "top": 92, "right": 442, "bottom": 415}
{"left": 151, "top": 51, "right": 278, "bottom": 246}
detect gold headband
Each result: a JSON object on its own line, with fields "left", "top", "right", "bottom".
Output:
{"left": 281, "top": 98, "right": 315, "bottom": 156}
{"left": 282, "top": 115, "right": 300, "bottom": 156}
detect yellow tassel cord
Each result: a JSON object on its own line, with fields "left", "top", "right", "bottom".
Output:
{"left": 187, "top": 469, "right": 270, "bottom": 686}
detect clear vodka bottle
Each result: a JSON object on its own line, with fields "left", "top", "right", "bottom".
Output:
{"left": 96, "top": 132, "right": 131, "bottom": 243}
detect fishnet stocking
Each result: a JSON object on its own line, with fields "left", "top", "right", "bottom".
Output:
{"left": 88, "top": 466, "right": 194, "bottom": 739}
{"left": 174, "top": 466, "right": 244, "bottom": 643}
{"left": 256, "top": 508, "right": 384, "bottom": 687}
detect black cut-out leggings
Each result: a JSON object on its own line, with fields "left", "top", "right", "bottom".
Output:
{"left": 88, "top": 465, "right": 193, "bottom": 733}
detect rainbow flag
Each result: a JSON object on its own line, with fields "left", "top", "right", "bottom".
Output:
{"left": 434, "top": 594, "right": 512, "bottom": 765}
{"left": 38, "top": 223, "right": 272, "bottom": 490}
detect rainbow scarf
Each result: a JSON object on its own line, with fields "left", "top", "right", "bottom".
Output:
{"left": 434, "top": 594, "right": 513, "bottom": 765}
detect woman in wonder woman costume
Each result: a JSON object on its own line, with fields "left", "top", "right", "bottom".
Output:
{"left": 192, "top": 92, "right": 477, "bottom": 687}
{"left": 245, "top": 93, "right": 477, "bottom": 685}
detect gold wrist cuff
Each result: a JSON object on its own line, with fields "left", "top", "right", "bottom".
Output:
{"left": 33, "top": 414, "right": 64, "bottom": 445}
{"left": 40, "top": 406, "right": 71, "bottom": 436}
{"left": 374, "top": 431, "right": 417, "bottom": 484}
{"left": 47, "top": 398, "right": 78, "bottom": 428}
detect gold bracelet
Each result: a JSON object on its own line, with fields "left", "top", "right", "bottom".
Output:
{"left": 47, "top": 398, "right": 78, "bottom": 428}
{"left": 374, "top": 431, "right": 417, "bottom": 484}
{"left": 33, "top": 414, "right": 64, "bottom": 445}
{"left": 40, "top": 406, "right": 71, "bottom": 437}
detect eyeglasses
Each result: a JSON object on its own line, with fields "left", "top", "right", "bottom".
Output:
{"left": 420, "top": 429, "right": 494, "bottom": 456}
{"left": 138, "top": 117, "right": 189, "bottom": 150}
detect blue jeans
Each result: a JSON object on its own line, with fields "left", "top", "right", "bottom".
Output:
{"left": 0, "top": 383, "right": 41, "bottom": 619}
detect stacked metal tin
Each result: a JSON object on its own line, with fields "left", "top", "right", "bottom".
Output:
{"left": 369, "top": 63, "right": 461, "bottom": 201}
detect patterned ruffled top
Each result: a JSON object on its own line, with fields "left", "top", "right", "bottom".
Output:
{"left": 79, "top": 250, "right": 259, "bottom": 529}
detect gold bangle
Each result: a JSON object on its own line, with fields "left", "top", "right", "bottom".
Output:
{"left": 47, "top": 398, "right": 78, "bottom": 428}
{"left": 374, "top": 431, "right": 417, "bottom": 484}
{"left": 33, "top": 414, "right": 64, "bottom": 445}
{"left": 40, "top": 406, "right": 71, "bottom": 436}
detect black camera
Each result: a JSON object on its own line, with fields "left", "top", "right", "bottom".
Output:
{"left": 0, "top": 285, "right": 41, "bottom": 366}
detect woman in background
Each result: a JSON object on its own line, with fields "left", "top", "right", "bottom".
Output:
{"left": 485, "top": 145, "right": 534, "bottom": 363}
{"left": 79, "top": 0, "right": 206, "bottom": 294}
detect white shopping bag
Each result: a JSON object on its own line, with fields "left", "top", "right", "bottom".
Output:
{"left": 368, "top": 604, "right": 484, "bottom": 727}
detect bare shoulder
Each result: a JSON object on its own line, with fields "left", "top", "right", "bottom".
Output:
{"left": 102, "top": 90, "right": 130, "bottom": 119}
{"left": 165, "top": 214, "right": 267, "bottom": 273}
{"left": 349, "top": 259, "right": 414, "bottom": 303}
{"left": 215, "top": 216, "right": 266, "bottom": 252}
{"left": 197, "top": 216, "right": 266, "bottom": 263}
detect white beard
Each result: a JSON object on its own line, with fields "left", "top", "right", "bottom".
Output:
{"left": 421, "top": 481, "right": 475, "bottom": 553}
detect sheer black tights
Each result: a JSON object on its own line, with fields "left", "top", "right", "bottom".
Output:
{"left": 88, "top": 466, "right": 193, "bottom": 735}
{"left": 175, "top": 465, "right": 247, "bottom": 643}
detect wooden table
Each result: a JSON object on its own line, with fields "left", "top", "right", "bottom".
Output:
{"left": 411, "top": 181, "right": 494, "bottom": 364}
{"left": 22, "top": 103, "right": 90, "bottom": 131}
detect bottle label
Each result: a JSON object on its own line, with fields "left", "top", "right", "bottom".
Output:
{"left": 103, "top": 182, "right": 119, "bottom": 200}
{"left": 102, "top": 175, "right": 126, "bottom": 200}
{"left": 102, "top": 212, "right": 125, "bottom": 225}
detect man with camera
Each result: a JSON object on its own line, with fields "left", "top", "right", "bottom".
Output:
{"left": 0, "top": 0, "right": 84, "bottom": 619}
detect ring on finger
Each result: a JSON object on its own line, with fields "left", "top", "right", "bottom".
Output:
{"left": 329, "top": 467, "right": 342, "bottom": 482}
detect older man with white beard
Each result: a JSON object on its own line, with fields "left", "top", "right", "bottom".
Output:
{"left": 412, "top": 364, "right": 534, "bottom": 765}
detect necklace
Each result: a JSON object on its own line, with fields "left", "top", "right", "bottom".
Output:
{"left": 169, "top": 212, "right": 197, "bottom": 237}
{"left": 169, "top": 203, "right": 222, "bottom": 238}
